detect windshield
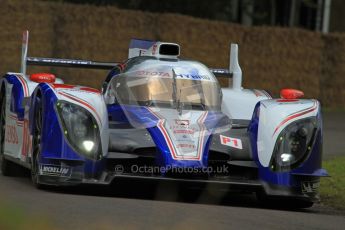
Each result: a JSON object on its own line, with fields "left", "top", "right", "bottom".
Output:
{"left": 107, "top": 57, "right": 222, "bottom": 111}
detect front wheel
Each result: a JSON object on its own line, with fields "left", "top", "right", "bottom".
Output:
{"left": 31, "top": 99, "right": 45, "bottom": 189}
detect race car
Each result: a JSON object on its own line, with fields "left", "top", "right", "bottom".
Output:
{"left": 0, "top": 31, "right": 328, "bottom": 208}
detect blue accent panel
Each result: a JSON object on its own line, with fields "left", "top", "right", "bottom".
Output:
{"left": 5, "top": 74, "right": 25, "bottom": 120}
{"left": 202, "top": 136, "right": 212, "bottom": 165}
{"left": 129, "top": 39, "right": 156, "bottom": 50}
{"left": 107, "top": 104, "right": 129, "bottom": 123}
{"left": 291, "top": 168, "right": 329, "bottom": 177}
{"left": 248, "top": 102, "right": 260, "bottom": 165}
{"left": 117, "top": 105, "right": 160, "bottom": 128}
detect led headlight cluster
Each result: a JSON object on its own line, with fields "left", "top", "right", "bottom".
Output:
{"left": 56, "top": 101, "right": 102, "bottom": 160}
{"left": 270, "top": 117, "right": 318, "bottom": 172}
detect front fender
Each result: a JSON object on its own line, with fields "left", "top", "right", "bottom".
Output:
{"left": 248, "top": 99, "right": 324, "bottom": 187}
{"left": 30, "top": 84, "right": 109, "bottom": 161}
{"left": 256, "top": 99, "right": 320, "bottom": 168}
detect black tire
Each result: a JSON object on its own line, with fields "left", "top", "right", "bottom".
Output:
{"left": 256, "top": 191, "right": 314, "bottom": 209}
{"left": 31, "top": 98, "right": 45, "bottom": 189}
{"left": 0, "top": 87, "right": 18, "bottom": 176}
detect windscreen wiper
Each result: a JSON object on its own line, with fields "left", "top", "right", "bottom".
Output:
{"left": 172, "top": 69, "right": 183, "bottom": 115}
{"left": 172, "top": 69, "right": 177, "bottom": 107}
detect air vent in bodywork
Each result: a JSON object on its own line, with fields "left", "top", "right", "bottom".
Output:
{"left": 128, "top": 39, "right": 180, "bottom": 59}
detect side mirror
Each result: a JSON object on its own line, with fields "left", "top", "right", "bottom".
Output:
{"left": 30, "top": 73, "right": 56, "bottom": 83}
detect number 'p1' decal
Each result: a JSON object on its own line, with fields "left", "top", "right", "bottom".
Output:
{"left": 220, "top": 135, "right": 243, "bottom": 149}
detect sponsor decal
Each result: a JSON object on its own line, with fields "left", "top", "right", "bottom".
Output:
{"left": 176, "top": 144, "right": 196, "bottom": 149}
{"left": 5, "top": 125, "right": 19, "bottom": 144}
{"left": 220, "top": 135, "right": 243, "bottom": 149}
{"left": 136, "top": 71, "right": 171, "bottom": 78}
{"left": 135, "top": 71, "right": 212, "bottom": 81}
{"left": 170, "top": 121, "right": 195, "bottom": 135}
{"left": 175, "top": 73, "right": 211, "bottom": 81}
{"left": 39, "top": 165, "right": 72, "bottom": 177}
{"left": 152, "top": 44, "right": 158, "bottom": 55}
{"left": 175, "top": 119, "right": 190, "bottom": 126}
{"left": 301, "top": 181, "right": 320, "bottom": 194}
{"left": 172, "top": 129, "right": 194, "bottom": 134}
{"left": 147, "top": 107, "right": 208, "bottom": 160}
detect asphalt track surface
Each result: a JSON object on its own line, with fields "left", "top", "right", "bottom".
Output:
{"left": 0, "top": 112, "right": 344, "bottom": 230}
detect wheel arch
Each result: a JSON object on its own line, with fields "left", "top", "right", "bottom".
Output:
{"left": 29, "top": 83, "right": 56, "bottom": 136}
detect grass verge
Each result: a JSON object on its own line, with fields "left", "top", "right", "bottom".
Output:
{"left": 320, "top": 156, "right": 345, "bottom": 210}
{"left": 0, "top": 199, "right": 57, "bottom": 230}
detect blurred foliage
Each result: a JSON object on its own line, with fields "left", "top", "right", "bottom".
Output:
{"left": 41, "top": 0, "right": 323, "bottom": 29}
{"left": 320, "top": 156, "right": 345, "bottom": 210}
{"left": 0, "top": 199, "right": 57, "bottom": 230}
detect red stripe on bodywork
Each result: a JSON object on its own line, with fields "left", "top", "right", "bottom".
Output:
{"left": 79, "top": 87, "right": 100, "bottom": 94}
{"left": 51, "top": 84, "right": 75, "bottom": 89}
{"left": 157, "top": 120, "right": 179, "bottom": 158}
{"left": 17, "top": 76, "right": 29, "bottom": 97}
{"left": 22, "top": 119, "right": 29, "bottom": 157}
{"left": 272, "top": 103, "right": 317, "bottom": 136}
{"left": 58, "top": 92, "right": 102, "bottom": 126}
{"left": 146, "top": 108, "right": 179, "bottom": 158}
{"left": 52, "top": 84, "right": 100, "bottom": 94}
{"left": 196, "top": 111, "right": 208, "bottom": 160}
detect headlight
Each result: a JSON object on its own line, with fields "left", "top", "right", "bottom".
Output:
{"left": 56, "top": 101, "right": 102, "bottom": 160}
{"left": 270, "top": 117, "right": 318, "bottom": 172}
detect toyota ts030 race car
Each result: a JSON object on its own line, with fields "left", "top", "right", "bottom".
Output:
{"left": 0, "top": 31, "right": 328, "bottom": 208}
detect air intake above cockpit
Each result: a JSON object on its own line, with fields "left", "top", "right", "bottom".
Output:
{"left": 128, "top": 39, "right": 180, "bottom": 59}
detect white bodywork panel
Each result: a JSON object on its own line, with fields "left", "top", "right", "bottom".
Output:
{"left": 257, "top": 99, "right": 319, "bottom": 167}
{"left": 221, "top": 88, "right": 271, "bottom": 120}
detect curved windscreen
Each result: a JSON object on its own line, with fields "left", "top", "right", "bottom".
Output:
{"left": 107, "top": 57, "right": 222, "bottom": 111}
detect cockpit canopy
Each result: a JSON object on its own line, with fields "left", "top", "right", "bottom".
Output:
{"left": 106, "top": 57, "right": 222, "bottom": 111}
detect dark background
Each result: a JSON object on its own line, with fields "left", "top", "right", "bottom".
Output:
{"left": 44, "top": 0, "right": 344, "bottom": 32}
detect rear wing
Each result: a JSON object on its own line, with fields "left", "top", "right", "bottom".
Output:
{"left": 208, "top": 44, "right": 242, "bottom": 90}
{"left": 20, "top": 31, "right": 118, "bottom": 75}
{"left": 20, "top": 31, "right": 242, "bottom": 89}
{"left": 26, "top": 57, "right": 118, "bottom": 70}
{"left": 204, "top": 44, "right": 242, "bottom": 90}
